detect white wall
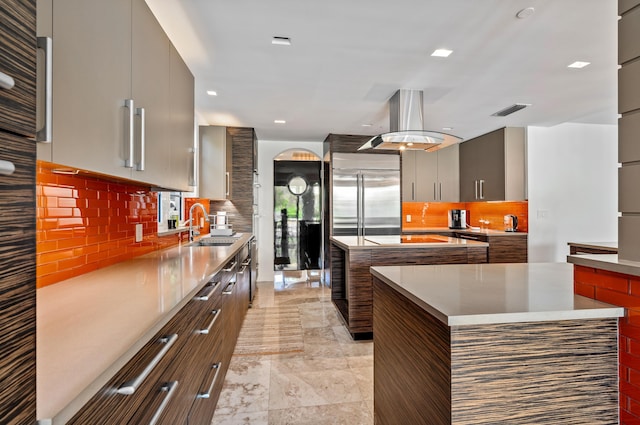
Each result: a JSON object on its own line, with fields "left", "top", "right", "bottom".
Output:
{"left": 256, "top": 140, "right": 324, "bottom": 282}
{"left": 527, "top": 123, "right": 618, "bottom": 262}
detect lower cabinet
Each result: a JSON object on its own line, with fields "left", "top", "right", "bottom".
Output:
{"left": 455, "top": 232, "right": 528, "bottom": 263}
{"left": 68, "top": 250, "right": 249, "bottom": 424}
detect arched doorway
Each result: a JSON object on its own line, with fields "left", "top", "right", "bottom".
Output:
{"left": 273, "top": 149, "right": 322, "bottom": 287}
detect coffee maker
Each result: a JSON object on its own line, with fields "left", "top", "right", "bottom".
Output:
{"left": 448, "top": 209, "right": 467, "bottom": 230}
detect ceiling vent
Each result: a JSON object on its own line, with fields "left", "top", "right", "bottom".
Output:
{"left": 491, "top": 103, "right": 530, "bottom": 117}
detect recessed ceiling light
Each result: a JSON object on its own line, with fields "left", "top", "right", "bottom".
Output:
{"left": 567, "top": 61, "right": 591, "bottom": 69}
{"left": 361, "top": 124, "right": 372, "bottom": 127}
{"left": 431, "top": 49, "right": 453, "bottom": 58}
{"left": 272, "top": 36, "right": 291, "bottom": 46}
{"left": 442, "top": 127, "right": 454, "bottom": 131}
{"left": 206, "top": 90, "right": 217, "bottom": 96}
{"left": 274, "top": 120, "right": 286, "bottom": 124}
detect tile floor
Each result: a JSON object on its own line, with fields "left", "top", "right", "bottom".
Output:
{"left": 211, "top": 273, "right": 374, "bottom": 424}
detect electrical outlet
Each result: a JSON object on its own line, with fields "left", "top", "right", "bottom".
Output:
{"left": 135, "top": 223, "right": 143, "bottom": 242}
{"left": 406, "top": 214, "right": 411, "bottom": 223}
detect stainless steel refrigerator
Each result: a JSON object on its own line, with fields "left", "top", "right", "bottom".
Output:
{"left": 331, "top": 153, "right": 401, "bottom": 236}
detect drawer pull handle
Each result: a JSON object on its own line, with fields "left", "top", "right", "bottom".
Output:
{"left": 197, "top": 363, "right": 222, "bottom": 399}
{"left": 0, "top": 71, "right": 15, "bottom": 90}
{"left": 238, "top": 265, "right": 247, "bottom": 275}
{"left": 241, "top": 258, "right": 251, "bottom": 267}
{"left": 194, "top": 281, "right": 220, "bottom": 301}
{"left": 0, "top": 160, "right": 15, "bottom": 176}
{"left": 116, "top": 334, "right": 178, "bottom": 395}
{"left": 149, "top": 381, "right": 178, "bottom": 425}
{"left": 222, "top": 282, "right": 235, "bottom": 295}
{"left": 222, "top": 261, "right": 237, "bottom": 272}
{"left": 198, "top": 309, "right": 221, "bottom": 335}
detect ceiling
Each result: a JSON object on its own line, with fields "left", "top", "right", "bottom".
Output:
{"left": 145, "top": 0, "right": 618, "bottom": 143}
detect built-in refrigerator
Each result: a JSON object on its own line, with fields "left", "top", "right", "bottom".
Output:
{"left": 331, "top": 153, "right": 400, "bottom": 236}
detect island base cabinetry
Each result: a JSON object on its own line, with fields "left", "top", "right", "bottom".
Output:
{"left": 373, "top": 277, "right": 619, "bottom": 425}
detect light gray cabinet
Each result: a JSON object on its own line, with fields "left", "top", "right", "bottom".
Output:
{"left": 199, "top": 125, "right": 231, "bottom": 199}
{"left": 36, "top": 0, "right": 193, "bottom": 191}
{"left": 459, "top": 127, "right": 526, "bottom": 202}
{"left": 402, "top": 144, "right": 459, "bottom": 202}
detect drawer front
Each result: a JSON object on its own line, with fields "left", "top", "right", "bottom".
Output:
{"left": 619, "top": 5, "right": 640, "bottom": 65}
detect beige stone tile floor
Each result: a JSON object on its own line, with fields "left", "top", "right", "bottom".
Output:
{"left": 212, "top": 272, "right": 374, "bottom": 425}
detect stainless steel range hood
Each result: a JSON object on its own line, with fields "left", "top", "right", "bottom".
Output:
{"left": 358, "top": 89, "right": 462, "bottom": 151}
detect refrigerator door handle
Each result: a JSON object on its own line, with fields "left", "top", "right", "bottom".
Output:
{"left": 360, "top": 174, "right": 366, "bottom": 238}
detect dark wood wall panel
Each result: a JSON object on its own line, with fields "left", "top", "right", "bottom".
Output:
{"left": 450, "top": 319, "right": 619, "bottom": 424}
{"left": 210, "top": 127, "right": 255, "bottom": 233}
{"left": 372, "top": 247, "right": 470, "bottom": 266}
{"left": 487, "top": 235, "right": 527, "bottom": 263}
{"left": 0, "top": 131, "right": 36, "bottom": 425}
{"left": 0, "top": 0, "right": 36, "bottom": 137}
{"left": 346, "top": 249, "right": 372, "bottom": 333}
{"left": 373, "top": 277, "right": 451, "bottom": 425}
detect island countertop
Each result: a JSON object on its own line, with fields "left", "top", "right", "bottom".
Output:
{"left": 330, "top": 234, "right": 488, "bottom": 251}
{"left": 36, "top": 233, "right": 252, "bottom": 424}
{"left": 370, "top": 262, "right": 624, "bottom": 326}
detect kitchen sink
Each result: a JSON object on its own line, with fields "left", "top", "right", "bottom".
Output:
{"left": 190, "top": 235, "right": 241, "bottom": 247}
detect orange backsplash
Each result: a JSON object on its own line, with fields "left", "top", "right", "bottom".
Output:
{"left": 36, "top": 161, "right": 209, "bottom": 288}
{"left": 403, "top": 201, "right": 528, "bottom": 232}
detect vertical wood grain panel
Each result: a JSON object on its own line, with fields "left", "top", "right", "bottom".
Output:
{"left": 346, "top": 249, "right": 372, "bottom": 333}
{"left": 373, "top": 277, "right": 451, "bottom": 425}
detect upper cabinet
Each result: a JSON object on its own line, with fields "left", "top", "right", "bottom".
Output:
{"left": 402, "top": 144, "right": 459, "bottom": 202}
{"left": 36, "top": 0, "right": 194, "bottom": 191}
{"left": 459, "top": 127, "right": 526, "bottom": 202}
{"left": 0, "top": 0, "right": 37, "bottom": 137}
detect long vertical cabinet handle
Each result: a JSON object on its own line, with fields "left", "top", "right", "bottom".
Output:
{"left": 474, "top": 180, "right": 478, "bottom": 200}
{"left": 479, "top": 179, "right": 485, "bottom": 200}
{"left": 148, "top": 381, "right": 178, "bottom": 425}
{"left": 36, "top": 36, "right": 52, "bottom": 143}
{"left": 433, "top": 182, "right": 436, "bottom": 201}
{"left": 356, "top": 174, "right": 362, "bottom": 237}
{"left": 360, "top": 174, "right": 366, "bottom": 237}
{"left": 197, "top": 363, "right": 222, "bottom": 399}
{"left": 0, "top": 71, "right": 15, "bottom": 90}
{"left": 439, "top": 183, "right": 442, "bottom": 201}
{"left": 411, "top": 182, "right": 415, "bottom": 201}
{"left": 225, "top": 171, "right": 230, "bottom": 197}
{"left": 135, "top": 107, "right": 145, "bottom": 171}
{"left": 189, "top": 147, "right": 197, "bottom": 186}
{"left": 116, "top": 334, "right": 178, "bottom": 395}
{"left": 124, "top": 99, "right": 135, "bottom": 168}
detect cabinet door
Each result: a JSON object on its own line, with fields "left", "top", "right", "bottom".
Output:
{"left": 130, "top": 0, "right": 171, "bottom": 187}
{"left": 0, "top": 131, "right": 36, "bottom": 425}
{"left": 401, "top": 150, "right": 416, "bottom": 201}
{"left": 199, "top": 126, "right": 228, "bottom": 199}
{"left": 50, "top": 0, "right": 132, "bottom": 178}
{"left": 169, "top": 45, "right": 195, "bottom": 192}
{"left": 458, "top": 140, "right": 480, "bottom": 202}
{"left": 414, "top": 150, "right": 438, "bottom": 202}
{"left": 437, "top": 144, "right": 459, "bottom": 202}
{"left": 474, "top": 129, "right": 505, "bottom": 201}
{"left": 0, "top": 0, "right": 36, "bottom": 137}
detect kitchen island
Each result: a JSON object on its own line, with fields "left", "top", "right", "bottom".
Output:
{"left": 371, "top": 262, "right": 623, "bottom": 425}
{"left": 330, "top": 234, "right": 488, "bottom": 338}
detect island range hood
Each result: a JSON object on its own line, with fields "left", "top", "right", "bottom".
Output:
{"left": 358, "top": 89, "right": 462, "bottom": 151}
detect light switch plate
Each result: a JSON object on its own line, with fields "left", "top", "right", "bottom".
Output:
{"left": 135, "top": 223, "right": 143, "bottom": 242}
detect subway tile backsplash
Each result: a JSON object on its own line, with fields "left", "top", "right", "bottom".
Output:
{"left": 36, "top": 162, "right": 201, "bottom": 288}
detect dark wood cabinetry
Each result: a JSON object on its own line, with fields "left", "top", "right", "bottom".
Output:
{"left": 68, "top": 246, "right": 251, "bottom": 424}
{"left": 0, "top": 1, "right": 37, "bottom": 424}
{"left": 455, "top": 232, "right": 528, "bottom": 263}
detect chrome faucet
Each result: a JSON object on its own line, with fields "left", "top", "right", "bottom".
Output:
{"left": 189, "top": 203, "right": 210, "bottom": 242}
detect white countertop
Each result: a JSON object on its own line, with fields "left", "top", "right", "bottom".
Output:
{"left": 36, "top": 233, "right": 251, "bottom": 424}
{"left": 330, "top": 235, "right": 488, "bottom": 250}
{"left": 567, "top": 241, "right": 618, "bottom": 250}
{"left": 403, "top": 227, "right": 528, "bottom": 236}
{"left": 568, "top": 253, "right": 640, "bottom": 277}
{"left": 371, "top": 262, "right": 623, "bottom": 326}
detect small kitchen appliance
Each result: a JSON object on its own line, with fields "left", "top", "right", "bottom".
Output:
{"left": 448, "top": 209, "right": 467, "bottom": 230}
{"left": 504, "top": 214, "right": 518, "bottom": 232}
{"left": 210, "top": 211, "right": 234, "bottom": 236}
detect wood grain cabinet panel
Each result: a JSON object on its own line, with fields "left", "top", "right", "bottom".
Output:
{"left": 619, "top": 59, "right": 640, "bottom": 115}
{"left": 619, "top": 111, "right": 640, "bottom": 163}
{"left": 0, "top": 0, "right": 36, "bottom": 137}
{"left": 619, "top": 5, "right": 640, "bottom": 65}
{"left": 620, "top": 0, "right": 640, "bottom": 15}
